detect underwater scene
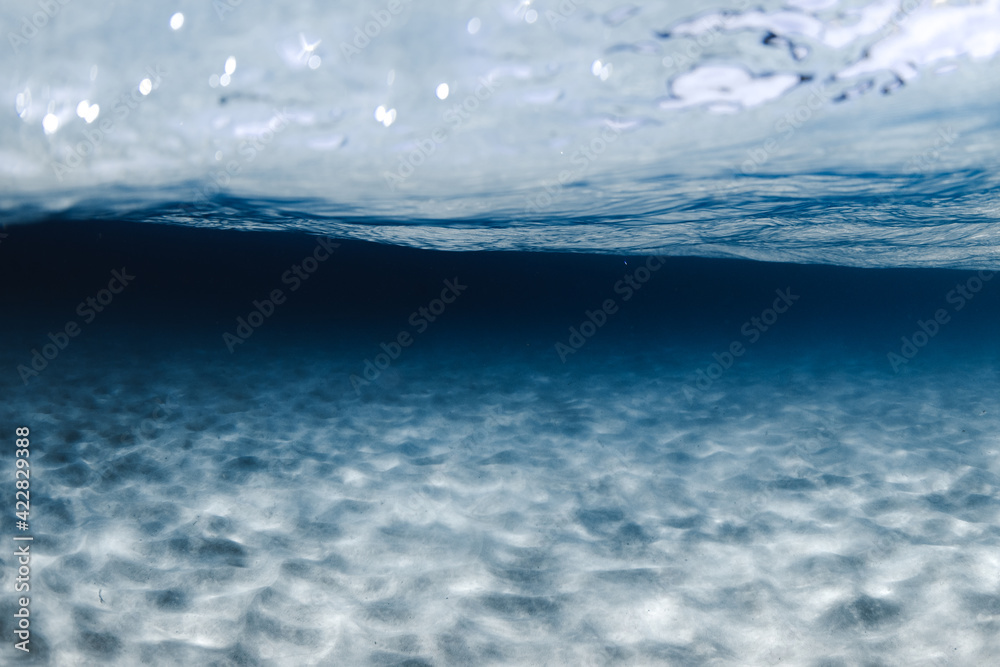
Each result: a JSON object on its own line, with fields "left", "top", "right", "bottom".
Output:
{"left": 1, "top": 1, "right": 999, "bottom": 665}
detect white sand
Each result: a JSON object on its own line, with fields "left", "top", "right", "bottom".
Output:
{"left": 3, "top": 337, "right": 998, "bottom": 665}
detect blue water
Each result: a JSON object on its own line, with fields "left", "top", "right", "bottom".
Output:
{"left": 2, "top": 1, "right": 1000, "bottom": 665}
{"left": 3, "top": 0, "right": 999, "bottom": 268}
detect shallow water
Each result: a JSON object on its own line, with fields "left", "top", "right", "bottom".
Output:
{"left": 2, "top": 223, "right": 999, "bottom": 665}
{"left": 3, "top": 1, "right": 1000, "bottom": 665}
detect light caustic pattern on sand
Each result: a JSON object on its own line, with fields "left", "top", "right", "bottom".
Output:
{"left": 4, "top": 340, "right": 998, "bottom": 665}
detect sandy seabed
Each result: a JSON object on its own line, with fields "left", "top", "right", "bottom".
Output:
{"left": 1, "top": 334, "right": 998, "bottom": 666}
